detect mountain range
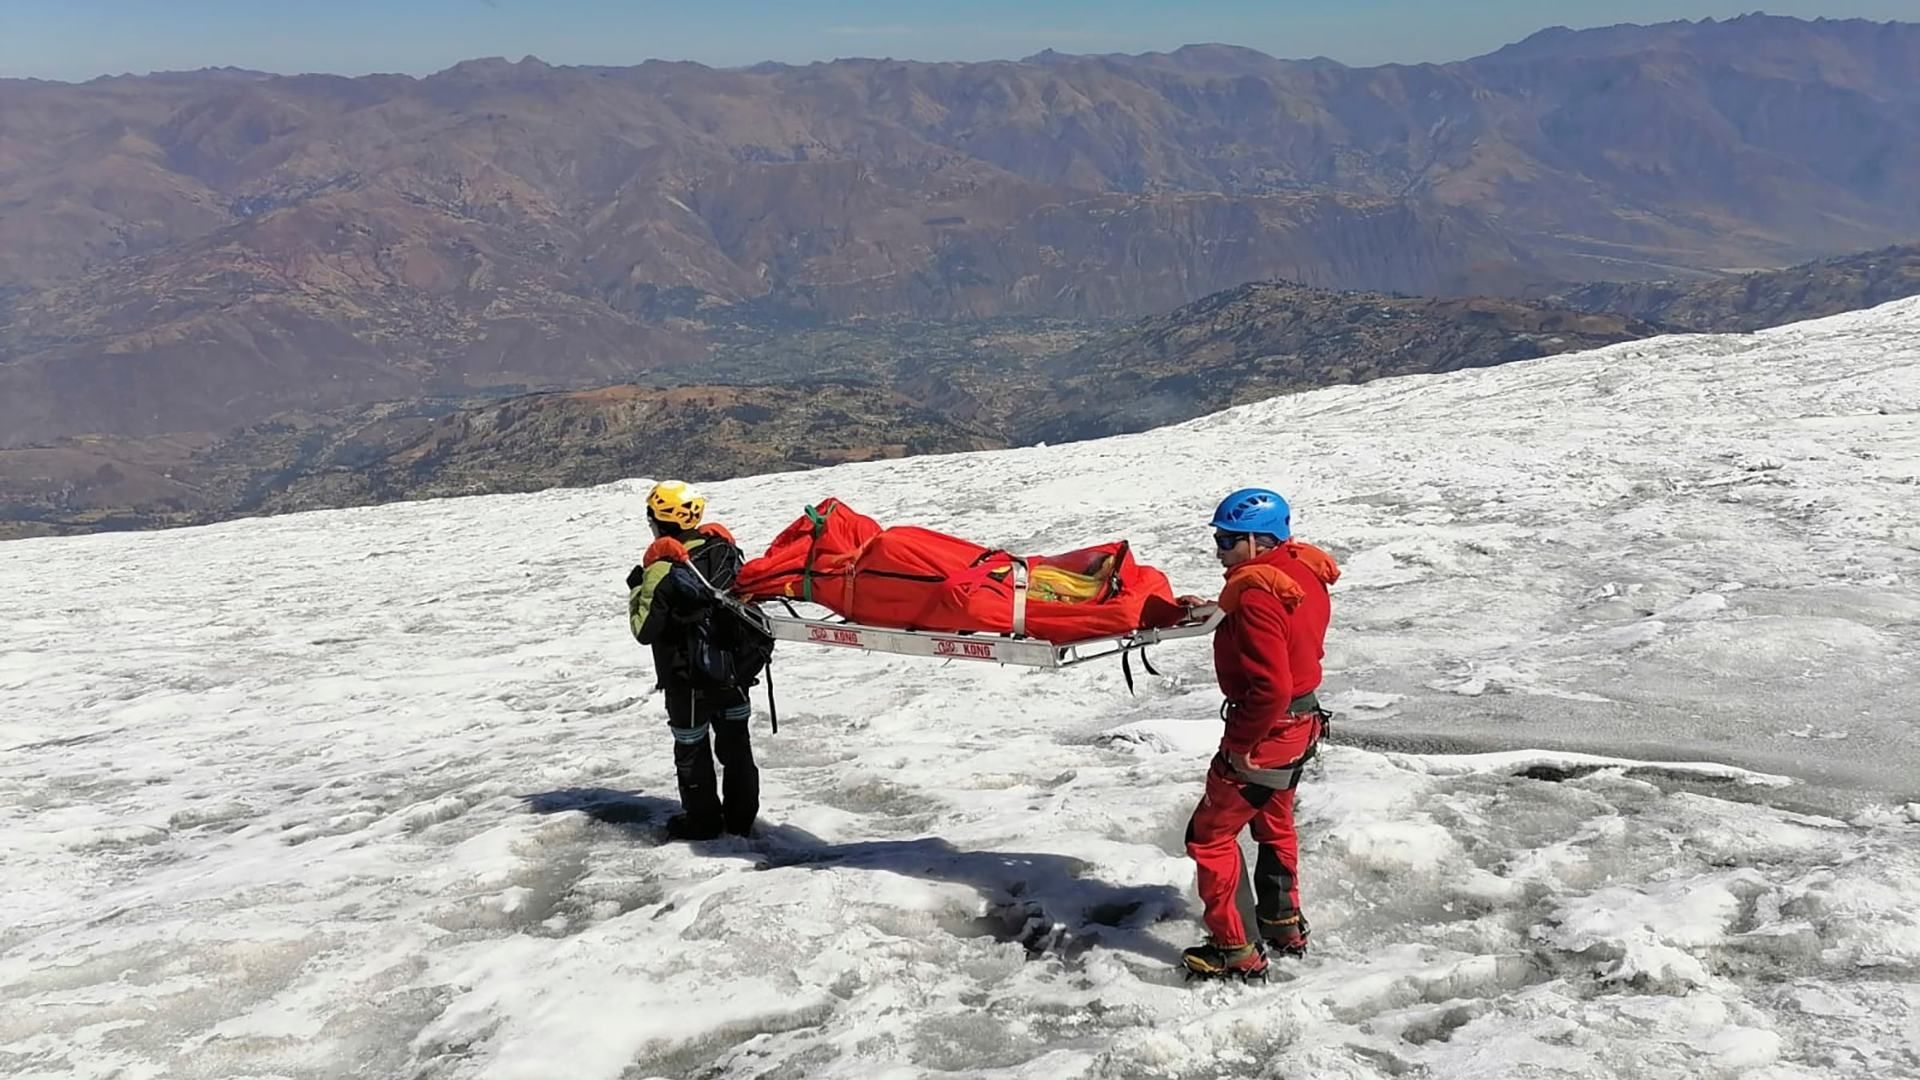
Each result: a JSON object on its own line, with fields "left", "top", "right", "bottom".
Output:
{"left": 6, "top": 240, "right": 1916, "bottom": 539}
{"left": 4, "top": 14, "right": 1919, "bottom": 448}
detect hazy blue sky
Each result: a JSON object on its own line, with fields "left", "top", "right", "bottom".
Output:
{"left": 3, "top": 1, "right": 1915, "bottom": 82}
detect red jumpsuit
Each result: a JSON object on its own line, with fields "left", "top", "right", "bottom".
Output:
{"left": 1186, "top": 540, "right": 1339, "bottom": 947}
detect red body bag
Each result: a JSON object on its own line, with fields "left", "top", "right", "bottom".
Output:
{"left": 733, "top": 499, "right": 1184, "bottom": 644}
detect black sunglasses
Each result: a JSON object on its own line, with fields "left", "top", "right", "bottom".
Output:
{"left": 1214, "top": 531, "right": 1250, "bottom": 551}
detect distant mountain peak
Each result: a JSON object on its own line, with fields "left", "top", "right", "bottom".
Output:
{"left": 437, "top": 55, "right": 551, "bottom": 78}
{"left": 75, "top": 64, "right": 276, "bottom": 86}
{"left": 1021, "top": 41, "right": 1325, "bottom": 73}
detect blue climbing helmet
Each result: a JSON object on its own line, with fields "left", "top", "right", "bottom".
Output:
{"left": 1210, "top": 487, "right": 1292, "bottom": 541}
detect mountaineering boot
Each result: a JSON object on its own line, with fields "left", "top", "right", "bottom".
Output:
{"left": 1181, "top": 939, "right": 1268, "bottom": 980}
{"left": 1261, "top": 912, "right": 1310, "bottom": 958}
{"left": 664, "top": 813, "right": 723, "bottom": 841}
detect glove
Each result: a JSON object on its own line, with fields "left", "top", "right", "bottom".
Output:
{"left": 625, "top": 564, "right": 646, "bottom": 590}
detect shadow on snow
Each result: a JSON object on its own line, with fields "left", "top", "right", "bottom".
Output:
{"left": 523, "top": 786, "right": 1188, "bottom": 966}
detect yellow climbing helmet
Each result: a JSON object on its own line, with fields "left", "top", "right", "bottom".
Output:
{"left": 646, "top": 479, "right": 706, "bottom": 529}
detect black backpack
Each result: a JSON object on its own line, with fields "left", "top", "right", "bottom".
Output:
{"left": 680, "top": 539, "right": 776, "bottom": 691}
{"left": 685, "top": 597, "right": 775, "bottom": 690}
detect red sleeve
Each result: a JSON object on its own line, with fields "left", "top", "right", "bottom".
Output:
{"left": 1221, "top": 589, "right": 1294, "bottom": 755}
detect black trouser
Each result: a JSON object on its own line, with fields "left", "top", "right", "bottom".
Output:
{"left": 664, "top": 684, "right": 758, "bottom": 835}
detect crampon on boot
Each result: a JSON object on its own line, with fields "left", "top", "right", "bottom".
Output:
{"left": 1261, "top": 912, "right": 1311, "bottom": 958}
{"left": 1181, "top": 939, "right": 1269, "bottom": 981}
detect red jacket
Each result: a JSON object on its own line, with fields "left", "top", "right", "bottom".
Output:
{"left": 1212, "top": 541, "right": 1340, "bottom": 755}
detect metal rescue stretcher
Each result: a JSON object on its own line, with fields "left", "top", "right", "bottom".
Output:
{"left": 754, "top": 599, "right": 1227, "bottom": 672}
{"left": 700, "top": 555, "right": 1227, "bottom": 731}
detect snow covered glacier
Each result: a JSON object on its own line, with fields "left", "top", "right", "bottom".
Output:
{"left": 3, "top": 299, "right": 1918, "bottom": 1079}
